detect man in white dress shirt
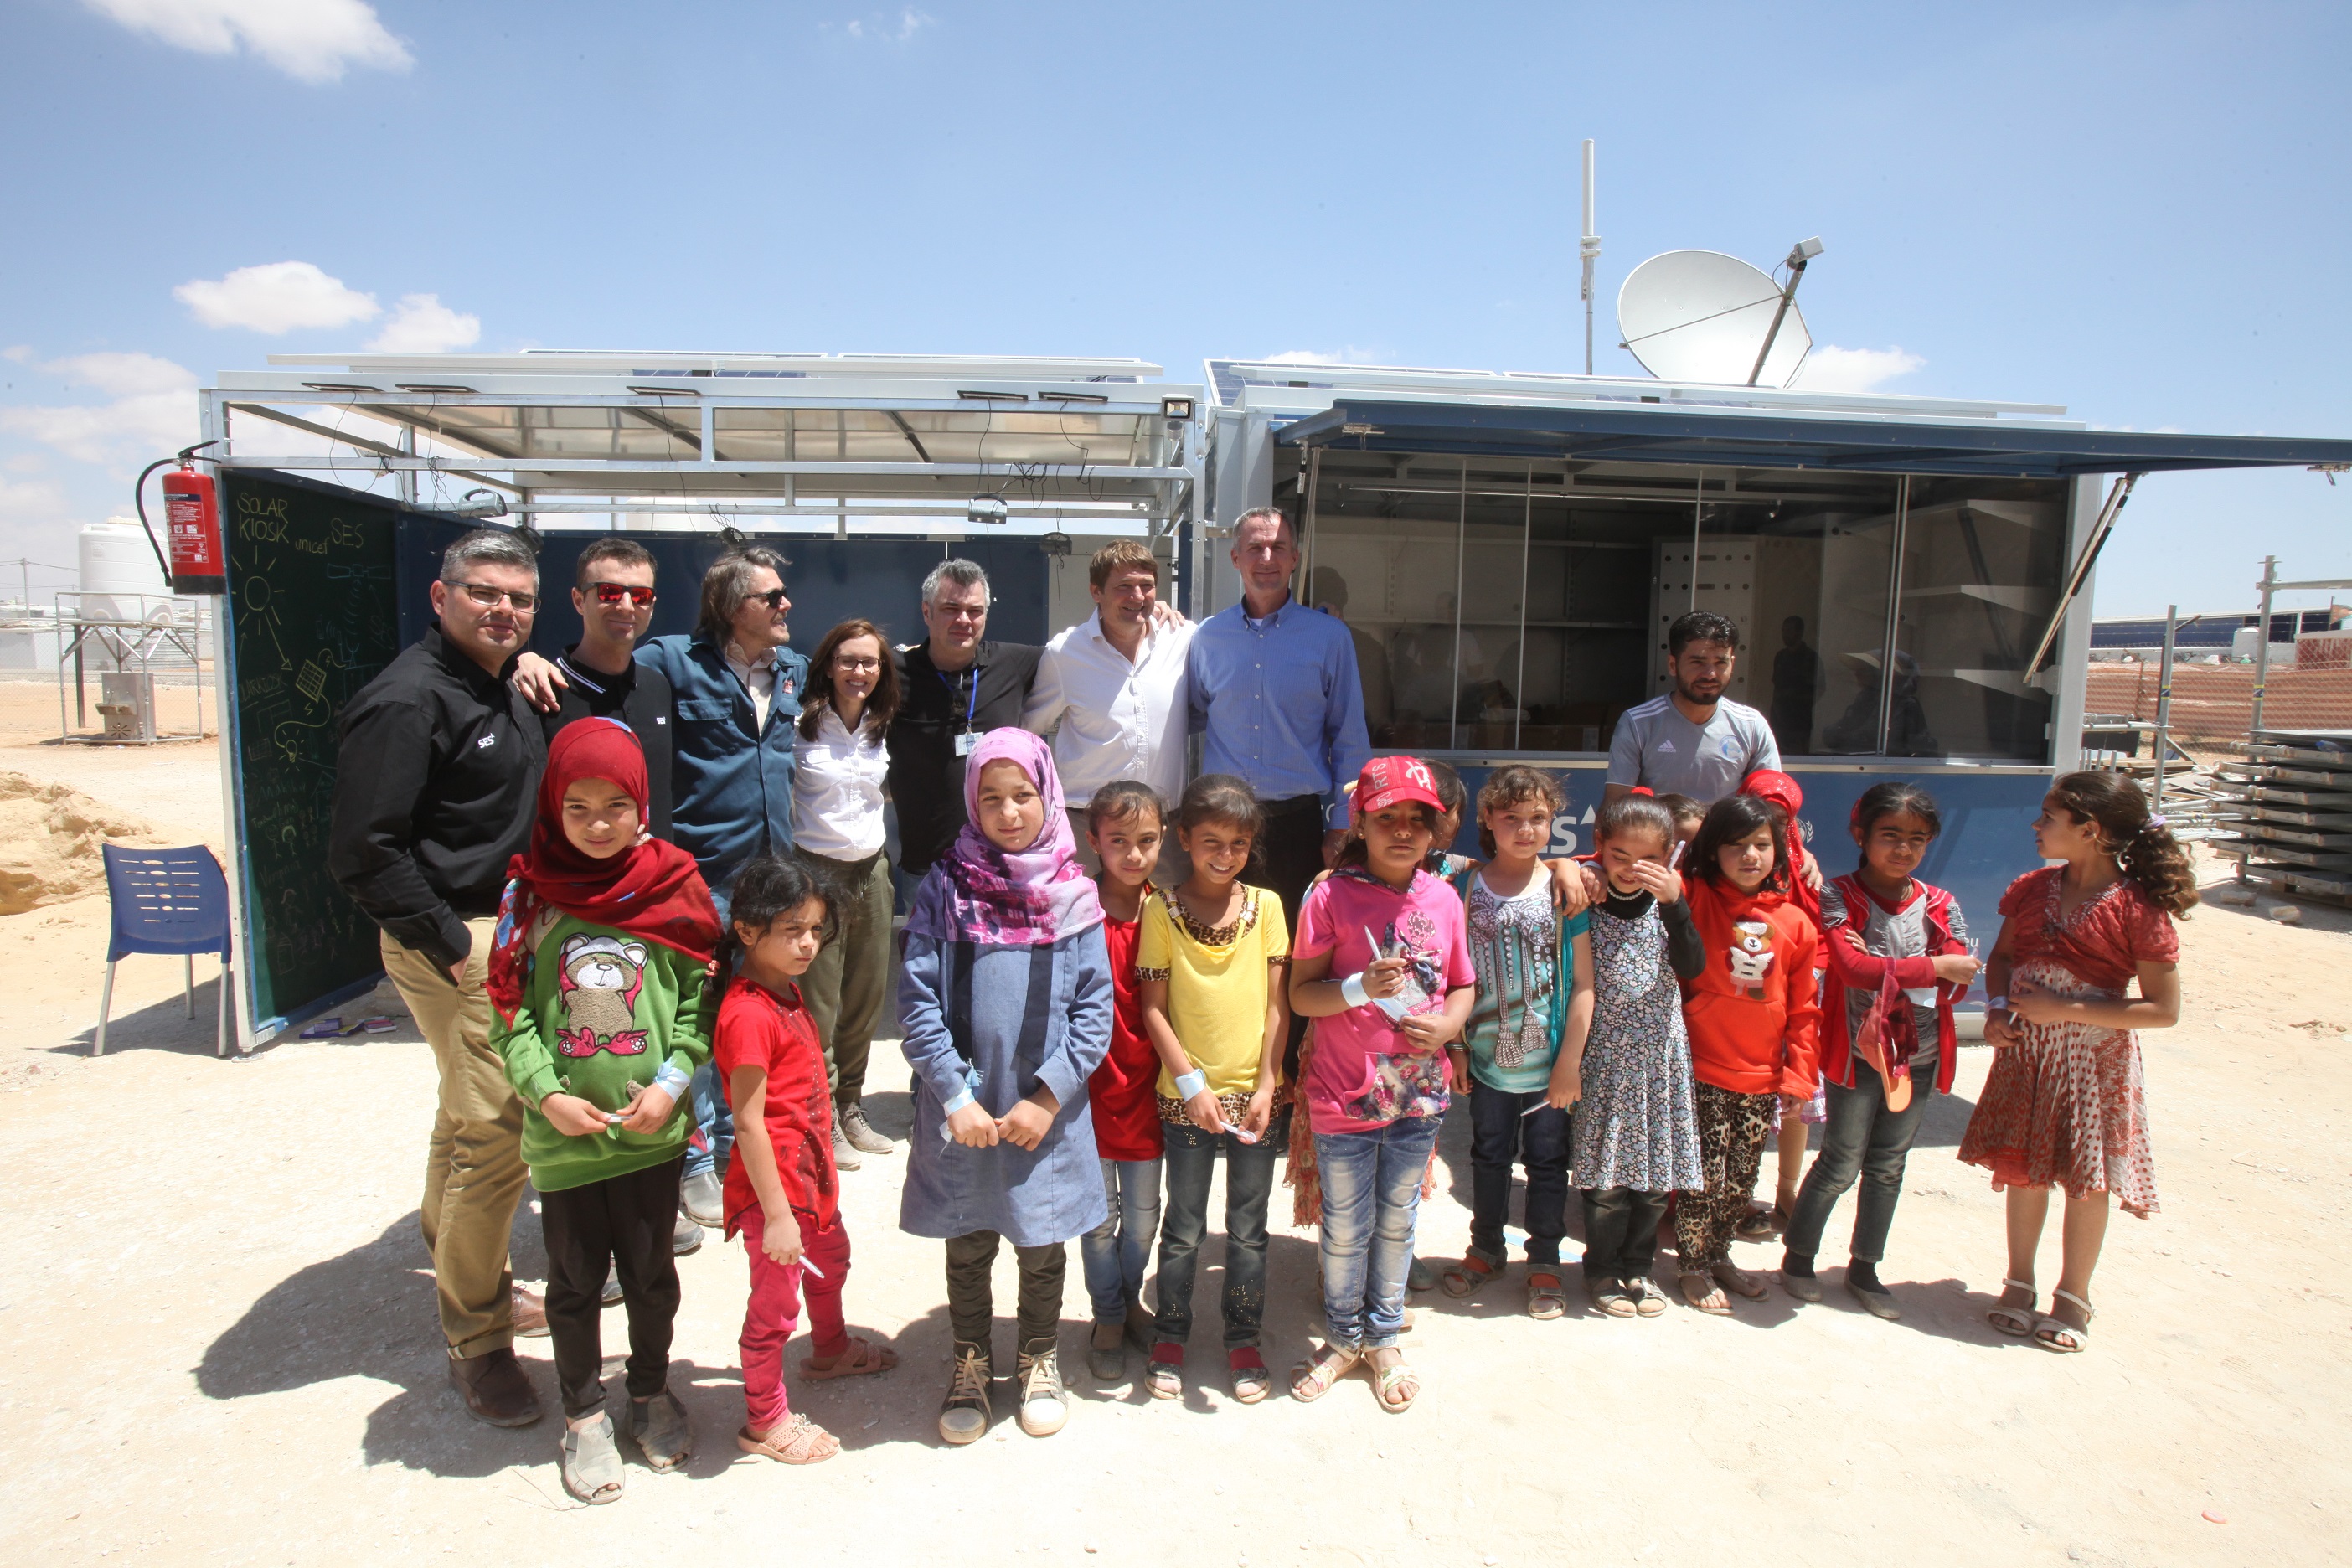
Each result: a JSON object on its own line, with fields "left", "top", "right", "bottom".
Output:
{"left": 1023, "top": 539, "right": 1193, "bottom": 883}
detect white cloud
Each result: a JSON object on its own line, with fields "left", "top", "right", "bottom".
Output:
{"left": 365, "top": 294, "right": 481, "bottom": 354}
{"left": 1792, "top": 345, "right": 1926, "bottom": 395}
{"left": 2, "top": 346, "right": 34, "bottom": 364}
{"left": 174, "top": 260, "right": 379, "bottom": 333}
{"left": 82, "top": 0, "right": 410, "bottom": 84}
{"left": 0, "top": 355, "right": 199, "bottom": 467}
{"left": 838, "top": 8, "right": 931, "bottom": 41}
{"left": 41, "top": 352, "right": 198, "bottom": 399}
{"left": 0, "top": 471, "right": 73, "bottom": 526}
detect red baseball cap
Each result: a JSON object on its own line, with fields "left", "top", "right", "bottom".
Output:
{"left": 1353, "top": 756, "right": 1444, "bottom": 818}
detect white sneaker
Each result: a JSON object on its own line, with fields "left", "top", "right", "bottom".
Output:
{"left": 680, "top": 1169, "right": 724, "bottom": 1227}
{"left": 1016, "top": 1338, "right": 1067, "bottom": 1437}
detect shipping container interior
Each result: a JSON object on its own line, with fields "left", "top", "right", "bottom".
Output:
{"left": 1209, "top": 440, "right": 2073, "bottom": 768}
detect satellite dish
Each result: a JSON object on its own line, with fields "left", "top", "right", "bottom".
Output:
{"left": 1617, "top": 249, "right": 1812, "bottom": 387}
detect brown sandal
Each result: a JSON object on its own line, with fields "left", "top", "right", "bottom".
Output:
{"left": 1526, "top": 1271, "right": 1568, "bottom": 1320}
{"left": 1288, "top": 1342, "right": 1361, "bottom": 1402}
{"left": 1439, "top": 1254, "right": 1498, "bottom": 1297}
{"left": 736, "top": 1413, "right": 839, "bottom": 1464}
{"left": 800, "top": 1336, "right": 899, "bottom": 1380}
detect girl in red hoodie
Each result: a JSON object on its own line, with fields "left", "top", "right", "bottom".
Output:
{"left": 1780, "top": 782, "right": 1981, "bottom": 1319}
{"left": 1674, "top": 794, "right": 1821, "bottom": 1316}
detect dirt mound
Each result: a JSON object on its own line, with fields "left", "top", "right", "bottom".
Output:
{"left": 0, "top": 772, "right": 173, "bottom": 915}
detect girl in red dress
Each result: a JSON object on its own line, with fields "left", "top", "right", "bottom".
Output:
{"left": 1959, "top": 771, "right": 2195, "bottom": 1353}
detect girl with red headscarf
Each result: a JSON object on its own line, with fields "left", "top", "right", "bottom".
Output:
{"left": 490, "top": 717, "right": 720, "bottom": 1506}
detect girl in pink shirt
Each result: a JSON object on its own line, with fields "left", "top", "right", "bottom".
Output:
{"left": 1286, "top": 757, "right": 1476, "bottom": 1415}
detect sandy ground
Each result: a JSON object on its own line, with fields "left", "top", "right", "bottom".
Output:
{"left": 0, "top": 697, "right": 2344, "bottom": 1566}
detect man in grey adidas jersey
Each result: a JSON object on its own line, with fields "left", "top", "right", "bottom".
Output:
{"left": 1605, "top": 609, "right": 1782, "bottom": 806}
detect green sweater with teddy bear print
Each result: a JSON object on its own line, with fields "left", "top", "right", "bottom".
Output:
{"left": 490, "top": 911, "right": 713, "bottom": 1193}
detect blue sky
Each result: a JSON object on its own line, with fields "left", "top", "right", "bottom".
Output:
{"left": 3, "top": 0, "right": 2347, "bottom": 616}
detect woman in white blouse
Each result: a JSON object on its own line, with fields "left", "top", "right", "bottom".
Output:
{"left": 792, "top": 617, "right": 901, "bottom": 1168}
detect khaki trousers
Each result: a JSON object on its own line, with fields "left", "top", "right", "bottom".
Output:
{"left": 793, "top": 846, "right": 893, "bottom": 1110}
{"left": 382, "top": 916, "right": 528, "bottom": 1359}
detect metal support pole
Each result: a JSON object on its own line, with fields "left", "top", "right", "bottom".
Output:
{"left": 396, "top": 425, "right": 417, "bottom": 507}
{"left": 1688, "top": 470, "right": 1704, "bottom": 611}
{"left": 2153, "top": 604, "right": 2177, "bottom": 811}
{"left": 1450, "top": 460, "right": 1467, "bottom": 750}
{"left": 1877, "top": 476, "right": 1911, "bottom": 753}
{"left": 2250, "top": 555, "right": 2278, "bottom": 738}
{"left": 1580, "top": 139, "right": 1600, "bottom": 377}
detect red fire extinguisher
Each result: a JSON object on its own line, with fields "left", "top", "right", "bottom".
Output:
{"left": 137, "top": 441, "right": 224, "bottom": 596}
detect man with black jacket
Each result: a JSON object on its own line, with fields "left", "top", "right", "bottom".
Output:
{"left": 329, "top": 529, "right": 549, "bottom": 1430}
{"left": 887, "top": 559, "right": 1042, "bottom": 879}
{"left": 542, "top": 537, "right": 673, "bottom": 839}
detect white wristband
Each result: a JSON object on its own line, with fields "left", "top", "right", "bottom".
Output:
{"left": 1173, "top": 1070, "right": 1209, "bottom": 1101}
{"left": 652, "top": 1063, "right": 692, "bottom": 1101}
{"left": 1339, "top": 972, "right": 1371, "bottom": 1008}
{"left": 941, "top": 1087, "right": 975, "bottom": 1117}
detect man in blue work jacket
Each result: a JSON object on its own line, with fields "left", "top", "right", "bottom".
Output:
{"left": 634, "top": 546, "right": 807, "bottom": 1224}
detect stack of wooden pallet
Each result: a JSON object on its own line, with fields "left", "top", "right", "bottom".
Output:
{"left": 2210, "top": 733, "right": 2352, "bottom": 903}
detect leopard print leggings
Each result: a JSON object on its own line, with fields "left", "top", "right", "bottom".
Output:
{"left": 1674, "top": 1084, "right": 1776, "bottom": 1271}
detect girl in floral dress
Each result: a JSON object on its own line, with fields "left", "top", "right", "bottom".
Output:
{"left": 1570, "top": 792, "right": 1705, "bottom": 1319}
{"left": 1958, "top": 771, "right": 2193, "bottom": 1353}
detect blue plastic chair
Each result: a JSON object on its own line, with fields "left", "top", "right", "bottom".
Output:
{"left": 96, "top": 844, "right": 232, "bottom": 1057}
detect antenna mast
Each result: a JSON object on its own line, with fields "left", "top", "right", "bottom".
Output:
{"left": 1580, "top": 139, "right": 1601, "bottom": 375}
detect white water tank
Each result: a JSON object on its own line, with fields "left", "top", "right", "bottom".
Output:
{"left": 79, "top": 518, "right": 166, "bottom": 622}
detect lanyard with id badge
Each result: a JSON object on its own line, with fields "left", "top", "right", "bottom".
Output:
{"left": 941, "top": 664, "right": 979, "bottom": 756}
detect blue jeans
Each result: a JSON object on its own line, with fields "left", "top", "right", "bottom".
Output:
{"left": 1468, "top": 1081, "right": 1571, "bottom": 1266}
{"left": 1784, "top": 1071, "right": 1933, "bottom": 1266}
{"left": 1153, "top": 1121, "right": 1280, "bottom": 1350}
{"left": 1079, "top": 1157, "right": 1163, "bottom": 1324}
{"left": 683, "top": 1060, "right": 734, "bottom": 1181}
{"left": 686, "top": 879, "right": 738, "bottom": 1182}
{"left": 1313, "top": 1116, "right": 1442, "bottom": 1350}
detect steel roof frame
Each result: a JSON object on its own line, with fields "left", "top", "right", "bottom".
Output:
{"left": 199, "top": 353, "right": 1206, "bottom": 534}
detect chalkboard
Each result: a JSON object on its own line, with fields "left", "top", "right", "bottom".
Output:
{"left": 222, "top": 472, "right": 418, "bottom": 1033}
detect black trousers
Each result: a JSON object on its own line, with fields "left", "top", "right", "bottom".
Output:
{"left": 539, "top": 1156, "right": 683, "bottom": 1419}
{"left": 1580, "top": 1185, "right": 1671, "bottom": 1284}
{"left": 945, "top": 1230, "right": 1066, "bottom": 1357}
{"left": 1259, "top": 796, "right": 1328, "bottom": 1079}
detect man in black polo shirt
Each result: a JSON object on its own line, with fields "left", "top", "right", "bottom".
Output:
{"left": 329, "top": 528, "right": 549, "bottom": 1431}
{"left": 541, "top": 537, "right": 674, "bottom": 840}
{"left": 888, "top": 559, "right": 1043, "bottom": 878}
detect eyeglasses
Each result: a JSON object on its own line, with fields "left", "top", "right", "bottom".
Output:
{"left": 745, "top": 588, "right": 788, "bottom": 611}
{"left": 589, "top": 581, "right": 657, "bottom": 608}
{"left": 833, "top": 655, "right": 883, "bottom": 673}
{"left": 451, "top": 582, "right": 539, "bottom": 611}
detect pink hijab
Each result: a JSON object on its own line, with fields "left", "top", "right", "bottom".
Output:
{"left": 903, "top": 728, "right": 1103, "bottom": 946}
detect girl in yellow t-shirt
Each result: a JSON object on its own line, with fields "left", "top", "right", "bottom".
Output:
{"left": 1136, "top": 774, "right": 1290, "bottom": 1406}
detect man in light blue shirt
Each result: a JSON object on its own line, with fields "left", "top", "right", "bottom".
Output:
{"left": 1186, "top": 505, "right": 1372, "bottom": 949}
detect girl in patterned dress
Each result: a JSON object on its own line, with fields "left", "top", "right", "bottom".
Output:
{"left": 1958, "top": 771, "right": 2192, "bottom": 1353}
{"left": 1570, "top": 793, "right": 1706, "bottom": 1318}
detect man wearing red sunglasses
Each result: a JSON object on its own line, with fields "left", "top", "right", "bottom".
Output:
{"left": 543, "top": 538, "right": 675, "bottom": 839}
